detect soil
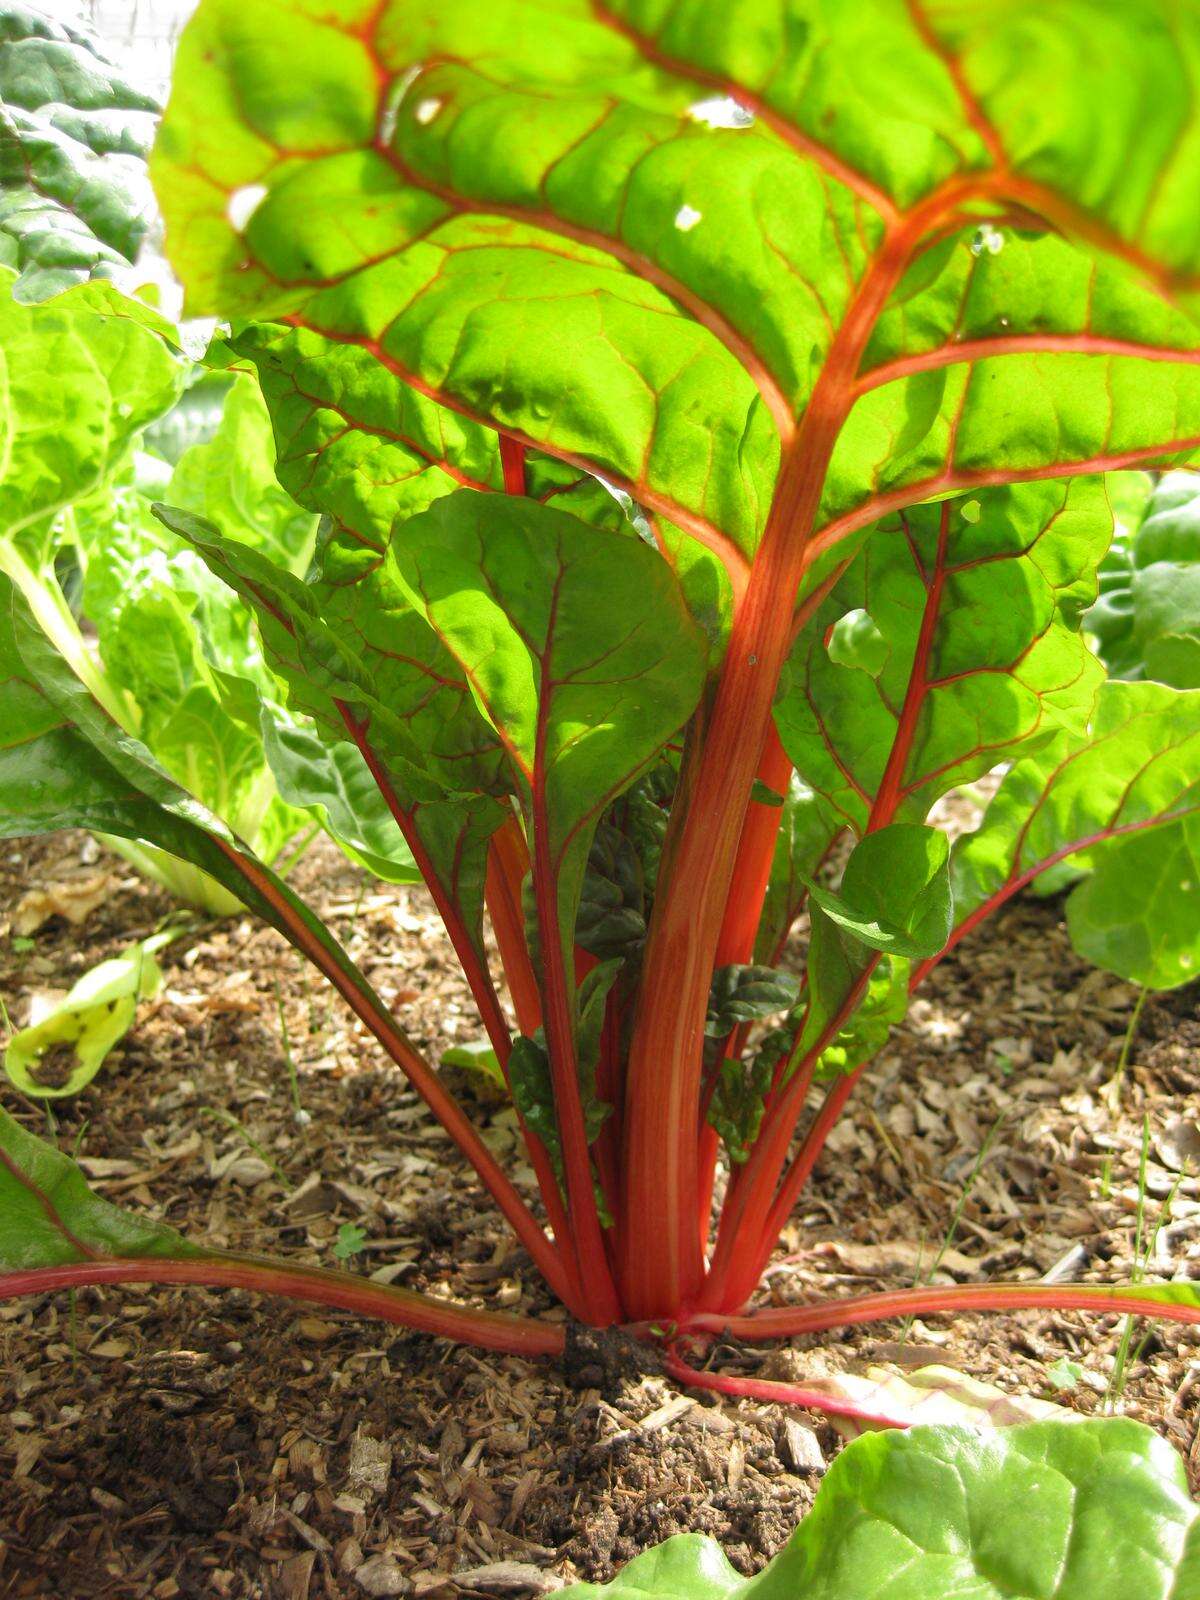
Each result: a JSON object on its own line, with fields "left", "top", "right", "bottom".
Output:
{"left": 1, "top": 831, "right": 1198, "bottom": 1600}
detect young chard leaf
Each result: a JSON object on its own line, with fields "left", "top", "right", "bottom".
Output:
{"left": 708, "top": 1056, "right": 772, "bottom": 1166}
{"left": 807, "top": 824, "right": 951, "bottom": 959}
{"left": 705, "top": 965, "right": 800, "bottom": 1043}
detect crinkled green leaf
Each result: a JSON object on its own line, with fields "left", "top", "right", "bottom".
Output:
{"left": 1089, "top": 471, "right": 1200, "bottom": 689}
{"left": 705, "top": 965, "right": 800, "bottom": 1039}
{"left": 169, "top": 374, "right": 317, "bottom": 575}
{"left": 1084, "top": 472, "right": 1155, "bottom": 675}
{"left": 0, "top": 272, "right": 180, "bottom": 553}
{"left": 561, "top": 1419, "right": 1200, "bottom": 1600}
{"left": 0, "top": 5, "right": 159, "bottom": 301}
{"left": 576, "top": 821, "right": 648, "bottom": 963}
{"left": 707, "top": 1054, "right": 771, "bottom": 1166}
{"left": 4, "top": 931, "right": 173, "bottom": 1100}
{"left": 63, "top": 411, "right": 314, "bottom": 874}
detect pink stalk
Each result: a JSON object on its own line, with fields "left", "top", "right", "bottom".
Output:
{"left": 212, "top": 839, "right": 574, "bottom": 1308}
{"left": 1, "top": 1255, "right": 566, "bottom": 1357}
{"left": 687, "top": 1282, "right": 1200, "bottom": 1341}
{"left": 663, "top": 1349, "right": 911, "bottom": 1429}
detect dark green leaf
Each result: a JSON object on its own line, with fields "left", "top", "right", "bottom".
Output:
{"left": 705, "top": 966, "right": 800, "bottom": 1038}
{"left": 707, "top": 1056, "right": 771, "bottom": 1166}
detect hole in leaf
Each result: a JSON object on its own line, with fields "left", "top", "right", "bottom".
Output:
{"left": 687, "top": 95, "right": 755, "bottom": 129}
{"left": 826, "top": 608, "right": 888, "bottom": 676}
{"left": 970, "top": 223, "right": 1005, "bottom": 257}
{"left": 226, "top": 184, "right": 268, "bottom": 232}
{"left": 674, "top": 204, "right": 703, "bottom": 232}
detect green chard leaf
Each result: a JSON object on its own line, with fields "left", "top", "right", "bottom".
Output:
{"left": 0, "top": 1106, "right": 197, "bottom": 1270}
{"left": 0, "top": 5, "right": 159, "bottom": 301}
{"left": 155, "top": 0, "right": 1200, "bottom": 645}
{"left": 807, "top": 824, "right": 952, "bottom": 960}
{"left": 4, "top": 931, "right": 173, "bottom": 1099}
{"left": 1066, "top": 817, "right": 1200, "bottom": 989}
{"left": 382, "top": 491, "right": 706, "bottom": 951}
{"left": 260, "top": 706, "right": 419, "bottom": 885}
{"left": 560, "top": 1420, "right": 1200, "bottom": 1600}
{"left": 949, "top": 680, "right": 1200, "bottom": 987}
{"left": 776, "top": 480, "right": 1111, "bottom": 834}
{"left": 1088, "top": 470, "right": 1200, "bottom": 689}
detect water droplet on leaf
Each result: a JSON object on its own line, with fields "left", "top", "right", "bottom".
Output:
{"left": 674, "top": 204, "right": 703, "bottom": 232}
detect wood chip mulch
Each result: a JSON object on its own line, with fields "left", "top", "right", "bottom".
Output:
{"left": 1, "top": 831, "right": 1197, "bottom": 1600}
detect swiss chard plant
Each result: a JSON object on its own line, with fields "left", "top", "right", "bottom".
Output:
{"left": 5, "top": 0, "right": 1200, "bottom": 1430}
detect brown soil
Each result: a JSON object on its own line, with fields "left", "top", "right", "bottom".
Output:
{"left": 1, "top": 831, "right": 1198, "bottom": 1600}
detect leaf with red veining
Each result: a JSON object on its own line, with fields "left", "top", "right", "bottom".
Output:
{"left": 154, "top": 0, "right": 1200, "bottom": 601}
{"left": 775, "top": 478, "right": 1109, "bottom": 834}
